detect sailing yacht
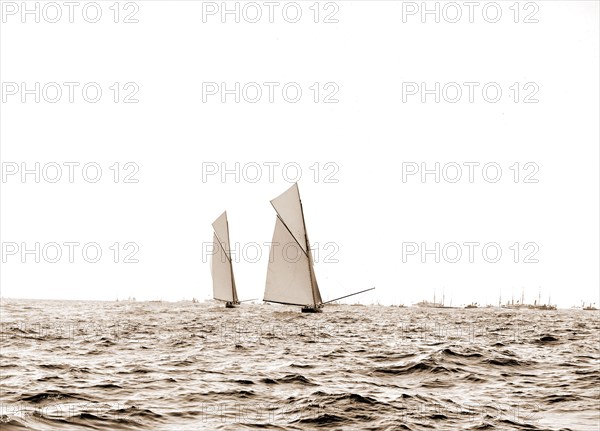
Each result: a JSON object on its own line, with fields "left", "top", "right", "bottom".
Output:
{"left": 263, "top": 183, "right": 374, "bottom": 313}
{"left": 211, "top": 211, "right": 240, "bottom": 308}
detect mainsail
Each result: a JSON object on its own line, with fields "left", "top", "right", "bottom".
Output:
{"left": 264, "top": 183, "right": 322, "bottom": 307}
{"left": 211, "top": 211, "right": 238, "bottom": 303}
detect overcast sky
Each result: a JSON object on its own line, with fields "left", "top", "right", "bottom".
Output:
{"left": 1, "top": 1, "right": 598, "bottom": 307}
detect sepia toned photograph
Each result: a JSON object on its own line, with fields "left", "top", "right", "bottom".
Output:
{"left": 1, "top": 1, "right": 599, "bottom": 430}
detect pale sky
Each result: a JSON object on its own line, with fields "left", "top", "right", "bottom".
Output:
{"left": 1, "top": 1, "right": 598, "bottom": 308}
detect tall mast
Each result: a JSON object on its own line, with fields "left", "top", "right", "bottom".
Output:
{"left": 299, "top": 196, "right": 319, "bottom": 307}
{"left": 225, "top": 216, "right": 237, "bottom": 303}
{"left": 521, "top": 287, "right": 524, "bottom": 305}
{"left": 212, "top": 211, "right": 238, "bottom": 304}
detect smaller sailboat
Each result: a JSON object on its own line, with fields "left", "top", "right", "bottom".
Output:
{"left": 211, "top": 211, "right": 240, "bottom": 308}
{"left": 263, "top": 183, "right": 374, "bottom": 312}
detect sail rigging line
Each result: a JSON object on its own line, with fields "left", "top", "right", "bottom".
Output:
{"left": 263, "top": 216, "right": 315, "bottom": 306}
{"left": 299, "top": 199, "right": 320, "bottom": 307}
{"left": 266, "top": 214, "right": 314, "bottom": 305}
{"left": 271, "top": 214, "right": 310, "bottom": 260}
{"left": 224, "top": 216, "right": 238, "bottom": 303}
{"left": 213, "top": 231, "right": 232, "bottom": 264}
{"left": 213, "top": 224, "right": 238, "bottom": 302}
{"left": 322, "top": 287, "right": 376, "bottom": 304}
{"left": 211, "top": 234, "right": 232, "bottom": 302}
{"left": 268, "top": 184, "right": 321, "bottom": 307}
{"left": 269, "top": 184, "right": 308, "bottom": 254}
{"left": 262, "top": 298, "right": 309, "bottom": 306}
{"left": 269, "top": 190, "right": 310, "bottom": 258}
{"left": 211, "top": 211, "right": 238, "bottom": 304}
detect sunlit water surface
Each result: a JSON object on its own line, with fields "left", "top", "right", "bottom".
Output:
{"left": 1, "top": 299, "right": 599, "bottom": 430}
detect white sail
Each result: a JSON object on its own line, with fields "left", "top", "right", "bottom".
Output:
{"left": 211, "top": 211, "right": 238, "bottom": 302}
{"left": 270, "top": 183, "right": 308, "bottom": 254}
{"left": 212, "top": 211, "right": 231, "bottom": 258}
{"left": 264, "top": 217, "right": 315, "bottom": 305}
{"left": 264, "top": 184, "right": 322, "bottom": 306}
{"left": 306, "top": 235, "right": 322, "bottom": 305}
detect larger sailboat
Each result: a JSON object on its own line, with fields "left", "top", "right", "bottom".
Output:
{"left": 211, "top": 211, "right": 240, "bottom": 308}
{"left": 263, "top": 183, "right": 374, "bottom": 313}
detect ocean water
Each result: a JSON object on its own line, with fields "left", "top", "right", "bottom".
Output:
{"left": 1, "top": 299, "right": 599, "bottom": 430}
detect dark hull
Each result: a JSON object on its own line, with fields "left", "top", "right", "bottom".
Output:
{"left": 301, "top": 305, "right": 323, "bottom": 313}
{"left": 225, "top": 301, "right": 240, "bottom": 308}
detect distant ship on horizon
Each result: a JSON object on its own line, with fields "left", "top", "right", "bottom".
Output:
{"left": 501, "top": 288, "right": 556, "bottom": 310}
{"left": 414, "top": 291, "right": 458, "bottom": 309}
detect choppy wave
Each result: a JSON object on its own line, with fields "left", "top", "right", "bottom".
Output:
{"left": 1, "top": 299, "right": 599, "bottom": 430}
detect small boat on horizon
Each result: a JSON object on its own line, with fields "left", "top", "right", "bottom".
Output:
{"left": 527, "top": 291, "right": 557, "bottom": 310}
{"left": 502, "top": 288, "right": 556, "bottom": 310}
{"left": 415, "top": 300, "right": 444, "bottom": 308}
{"left": 415, "top": 290, "right": 457, "bottom": 309}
